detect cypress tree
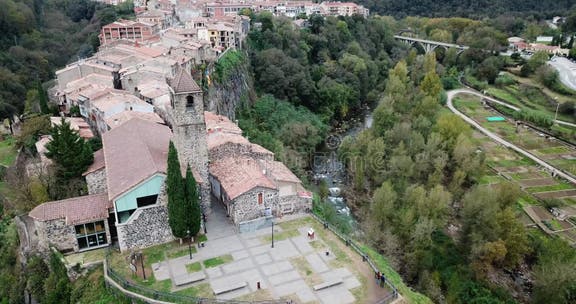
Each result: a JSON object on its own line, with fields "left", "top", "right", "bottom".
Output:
{"left": 44, "top": 251, "right": 71, "bottom": 304}
{"left": 45, "top": 118, "right": 93, "bottom": 180}
{"left": 185, "top": 165, "right": 201, "bottom": 236}
{"left": 166, "top": 141, "right": 187, "bottom": 238}
{"left": 37, "top": 80, "right": 49, "bottom": 114}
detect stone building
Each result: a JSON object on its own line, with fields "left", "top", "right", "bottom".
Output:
{"left": 165, "top": 67, "right": 211, "bottom": 213}
{"left": 29, "top": 193, "right": 111, "bottom": 253}
{"left": 30, "top": 118, "right": 203, "bottom": 253}
{"left": 97, "top": 118, "right": 180, "bottom": 251}
{"left": 205, "top": 112, "right": 312, "bottom": 225}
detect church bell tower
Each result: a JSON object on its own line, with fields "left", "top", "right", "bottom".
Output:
{"left": 168, "top": 66, "right": 210, "bottom": 212}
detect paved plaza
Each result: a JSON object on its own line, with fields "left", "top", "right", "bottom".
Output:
{"left": 150, "top": 202, "right": 379, "bottom": 303}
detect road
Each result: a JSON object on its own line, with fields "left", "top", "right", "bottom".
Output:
{"left": 446, "top": 89, "right": 576, "bottom": 184}
{"left": 549, "top": 57, "right": 576, "bottom": 91}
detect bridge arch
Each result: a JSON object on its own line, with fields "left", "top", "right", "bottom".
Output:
{"left": 410, "top": 41, "right": 426, "bottom": 54}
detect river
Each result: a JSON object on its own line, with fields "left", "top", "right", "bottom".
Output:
{"left": 311, "top": 107, "right": 374, "bottom": 231}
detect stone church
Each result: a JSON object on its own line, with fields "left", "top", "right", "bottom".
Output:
{"left": 28, "top": 67, "right": 311, "bottom": 254}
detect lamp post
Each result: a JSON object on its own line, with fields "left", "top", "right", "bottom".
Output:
{"left": 271, "top": 220, "right": 274, "bottom": 248}
{"left": 202, "top": 212, "right": 207, "bottom": 234}
{"left": 187, "top": 229, "right": 192, "bottom": 259}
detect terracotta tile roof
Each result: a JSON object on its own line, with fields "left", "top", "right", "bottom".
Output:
{"left": 91, "top": 90, "right": 151, "bottom": 114}
{"left": 250, "top": 143, "right": 274, "bottom": 156}
{"left": 205, "top": 111, "right": 242, "bottom": 134}
{"left": 168, "top": 66, "right": 201, "bottom": 93}
{"left": 204, "top": 111, "right": 273, "bottom": 155}
{"left": 210, "top": 157, "right": 276, "bottom": 200}
{"left": 106, "top": 111, "right": 164, "bottom": 129}
{"left": 103, "top": 118, "right": 172, "bottom": 200}
{"left": 261, "top": 160, "right": 301, "bottom": 183}
{"left": 50, "top": 117, "right": 94, "bottom": 139}
{"left": 29, "top": 193, "right": 110, "bottom": 225}
{"left": 83, "top": 149, "right": 105, "bottom": 176}
{"left": 207, "top": 132, "right": 249, "bottom": 150}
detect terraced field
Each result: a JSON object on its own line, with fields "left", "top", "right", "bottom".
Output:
{"left": 454, "top": 93, "right": 576, "bottom": 245}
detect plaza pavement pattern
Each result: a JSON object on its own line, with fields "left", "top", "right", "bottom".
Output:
{"left": 152, "top": 204, "right": 363, "bottom": 303}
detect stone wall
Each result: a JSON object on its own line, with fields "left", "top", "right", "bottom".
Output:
{"left": 116, "top": 205, "right": 174, "bottom": 252}
{"left": 231, "top": 187, "right": 278, "bottom": 225}
{"left": 86, "top": 168, "right": 108, "bottom": 195}
{"left": 209, "top": 142, "right": 273, "bottom": 163}
{"left": 169, "top": 90, "right": 211, "bottom": 214}
{"left": 279, "top": 195, "right": 312, "bottom": 216}
{"left": 35, "top": 219, "right": 78, "bottom": 253}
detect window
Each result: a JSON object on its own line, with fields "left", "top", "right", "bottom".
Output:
{"left": 75, "top": 221, "right": 107, "bottom": 250}
{"left": 258, "top": 193, "right": 263, "bottom": 205}
{"left": 186, "top": 96, "right": 195, "bottom": 112}
{"left": 137, "top": 194, "right": 158, "bottom": 208}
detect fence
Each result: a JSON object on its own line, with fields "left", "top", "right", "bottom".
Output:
{"left": 104, "top": 250, "right": 286, "bottom": 304}
{"left": 309, "top": 213, "right": 399, "bottom": 304}
{"left": 103, "top": 213, "right": 400, "bottom": 304}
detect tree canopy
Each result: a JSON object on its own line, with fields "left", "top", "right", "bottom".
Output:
{"left": 166, "top": 141, "right": 188, "bottom": 238}
{"left": 44, "top": 118, "right": 93, "bottom": 180}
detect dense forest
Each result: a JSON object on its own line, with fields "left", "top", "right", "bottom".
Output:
{"left": 0, "top": 0, "right": 133, "bottom": 121}
{"left": 241, "top": 12, "right": 576, "bottom": 303}
{"left": 355, "top": 0, "right": 575, "bottom": 19}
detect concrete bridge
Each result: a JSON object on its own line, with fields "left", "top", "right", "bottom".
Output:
{"left": 394, "top": 35, "right": 469, "bottom": 53}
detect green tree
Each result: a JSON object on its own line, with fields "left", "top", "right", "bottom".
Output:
{"left": 26, "top": 254, "right": 49, "bottom": 302}
{"left": 36, "top": 80, "right": 49, "bottom": 114}
{"left": 184, "top": 165, "right": 201, "bottom": 237}
{"left": 166, "top": 141, "right": 187, "bottom": 238}
{"left": 44, "top": 251, "right": 71, "bottom": 304}
{"left": 420, "top": 71, "right": 442, "bottom": 99}
{"left": 45, "top": 118, "right": 93, "bottom": 180}
{"left": 16, "top": 115, "right": 50, "bottom": 152}
{"left": 532, "top": 235, "right": 576, "bottom": 304}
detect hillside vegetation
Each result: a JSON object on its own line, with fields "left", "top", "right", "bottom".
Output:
{"left": 0, "top": 0, "right": 133, "bottom": 121}
{"left": 356, "top": 0, "right": 574, "bottom": 18}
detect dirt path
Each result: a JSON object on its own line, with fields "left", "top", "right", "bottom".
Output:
{"left": 315, "top": 222, "right": 391, "bottom": 303}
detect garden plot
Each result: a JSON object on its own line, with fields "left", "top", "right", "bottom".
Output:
{"left": 556, "top": 230, "right": 576, "bottom": 243}
{"left": 534, "top": 189, "right": 576, "bottom": 200}
{"left": 519, "top": 178, "right": 557, "bottom": 188}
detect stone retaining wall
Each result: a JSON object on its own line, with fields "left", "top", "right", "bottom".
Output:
{"left": 35, "top": 218, "right": 77, "bottom": 252}
{"left": 86, "top": 168, "right": 108, "bottom": 195}
{"left": 117, "top": 205, "right": 174, "bottom": 252}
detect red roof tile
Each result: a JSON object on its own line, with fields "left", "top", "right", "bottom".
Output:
{"left": 83, "top": 149, "right": 105, "bottom": 176}
{"left": 262, "top": 160, "right": 301, "bottom": 183}
{"left": 103, "top": 118, "right": 172, "bottom": 200}
{"left": 29, "top": 193, "right": 110, "bottom": 225}
{"left": 168, "top": 66, "right": 201, "bottom": 93}
{"left": 210, "top": 157, "right": 276, "bottom": 200}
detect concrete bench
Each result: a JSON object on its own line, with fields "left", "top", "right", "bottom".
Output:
{"left": 314, "top": 279, "right": 342, "bottom": 291}
{"left": 174, "top": 272, "right": 206, "bottom": 286}
{"left": 313, "top": 279, "right": 343, "bottom": 291}
{"left": 213, "top": 281, "right": 247, "bottom": 295}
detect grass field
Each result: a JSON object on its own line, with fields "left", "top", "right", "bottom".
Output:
{"left": 0, "top": 136, "right": 17, "bottom": 167}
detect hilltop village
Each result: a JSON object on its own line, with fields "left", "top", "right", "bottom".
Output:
{"left": 20, "top": 0, "right": 374, "bottom": 254}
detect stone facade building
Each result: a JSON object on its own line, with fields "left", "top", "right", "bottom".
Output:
{"left": 29, "top": 193, "right": 112, "bottom": 253}
{"left": 206, "top": 112, "right": 312, "bottom": 225}
{"left": 84, "top": 149, "right": 107, "bottom": 195}
{"left": 30, "top": 63, "right": 310, "bottom": 254}
{"left": 29, "top": 118, "right": 202, "bottom": 253}
{"left": 165, "top": 67, "right": 211, "bottom": 212}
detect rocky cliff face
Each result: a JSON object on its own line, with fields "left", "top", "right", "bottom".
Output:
{"left": 205, "top": 53, "right": 255, "bottom": 121}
